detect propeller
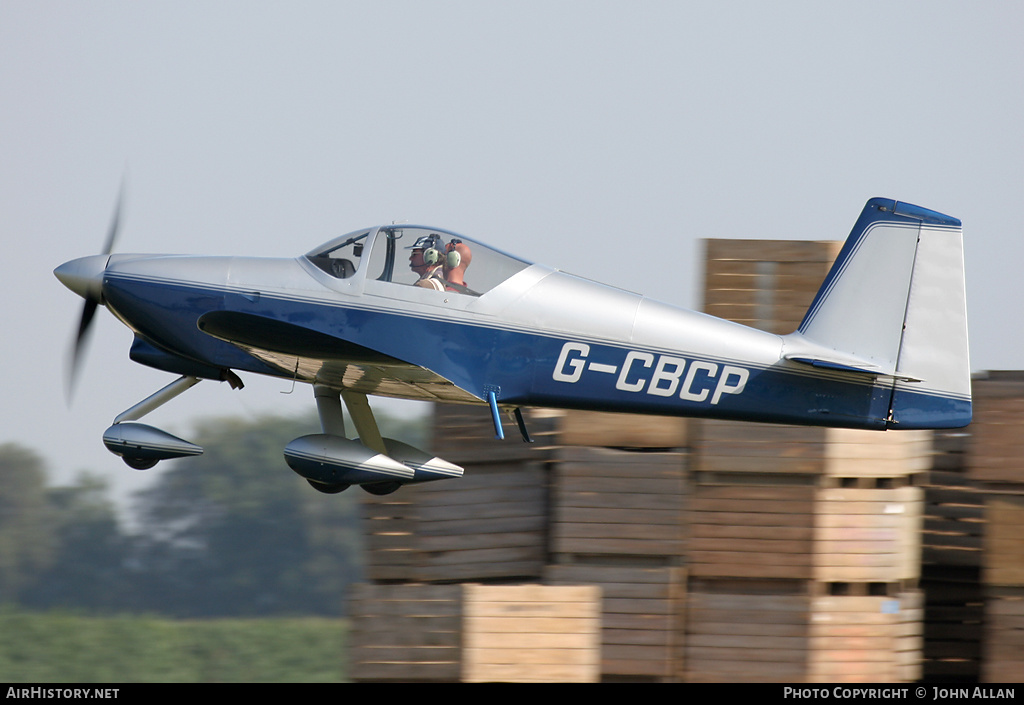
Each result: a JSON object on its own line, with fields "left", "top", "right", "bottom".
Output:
{"left": 64, "top": 188, "right": 124, "bottom": 401}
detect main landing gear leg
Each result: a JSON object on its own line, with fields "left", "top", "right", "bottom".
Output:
{"left": 306, "top": 386, "right": 397, "bottom": 495}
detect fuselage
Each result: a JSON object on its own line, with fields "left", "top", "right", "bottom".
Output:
{"left": 74, "top": 221, "right": 902, "bottom": 430}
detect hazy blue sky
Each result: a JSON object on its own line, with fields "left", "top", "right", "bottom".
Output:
{"left": 3, "top": 2, "right": 1022, "bottom": 502}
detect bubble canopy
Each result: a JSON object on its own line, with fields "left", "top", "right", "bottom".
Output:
{"left": 305, "top": 225, "right": 531, "bottom": 295}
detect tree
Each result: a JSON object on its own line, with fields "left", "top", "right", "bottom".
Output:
{"left": 0, "top": 445, "right": 56, "bottom": 603}
{"left": 130, "top": 412, "right": 372, "bottom": 617}
{"left": 21, "top": 473, "right": 132, "bottom": 612}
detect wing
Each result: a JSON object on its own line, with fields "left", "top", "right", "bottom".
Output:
{"left": 196, "top": 311, "right": 482, "bottom": 404}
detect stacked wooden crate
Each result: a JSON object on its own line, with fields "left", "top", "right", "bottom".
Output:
{"left": 352, "top": 404, "right": 570, "bottom": 682}
{"left": 360, "top": 404, "right": 553, "bottom": 584}
{"left": 349, "top": 583, "right": 463, "bottom": 682}
{"left": 970, "top": 372, "right": 1024, "bottom": 683}
{"left": 461, "top": 584, "right": 602, "bottom": 683}
{"left": 546, "top": 409, "right": 691, "bottom": 681}
{"left": 701, "top": 238, "right": 841, "bottom": 334}
{"left": 920, "top": 428, "right": 984, "bottom": 682}
{"left": 546, "top": 563, "right": 686, "bottom": 680}
{"left": 550, "top": 445, "right": 688, "bottom": 560}
{"left": 807, "top": 591, "right": 924, "bottom": 682}
{"left": 349, "top": 582, "right": 601, "bottom": 683}
{"left": 354, "top": 401, "right": 693, "bottom": 681}
{"left": 687, "top": 423, "right": 929, "bottom": 682}
{"left": 687, "top": 237, "right": 927, "bottom": 682}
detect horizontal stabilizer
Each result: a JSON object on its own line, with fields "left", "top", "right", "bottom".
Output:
{"left": 784, "top": 355, "right": 921, "bottom": 382}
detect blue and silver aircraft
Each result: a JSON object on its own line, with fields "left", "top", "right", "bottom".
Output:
{"left": 55, "top": 197, "right": 971, "bottom": 495}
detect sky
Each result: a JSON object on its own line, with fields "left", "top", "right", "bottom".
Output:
{"left": 3, "top": 1, "right": 1023, "bottom": 506}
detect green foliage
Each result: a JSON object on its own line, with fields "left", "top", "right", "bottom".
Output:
{"left": 4, "top": 405, "right": 429, "bottom": 618}
{"left": 22, "top": 474, "right": 129, "bottom": 612}
{"left": 0, "top": 445, "right": 56, "bottom": 602}
{"left": 130, "top": 412, "right": 366, "bottom": 617}
{"left": 0, "top": 608, "right": 348, "bottom": 682}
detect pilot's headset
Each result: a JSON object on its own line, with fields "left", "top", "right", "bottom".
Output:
{"left": 421, "top": 233, "right": 446, "bottom": 266}
{"left": 411, "top": 233, "right": 444, "bottom": 266}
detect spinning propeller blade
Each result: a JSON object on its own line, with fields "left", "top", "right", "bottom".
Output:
{"left": 65, "top": 189, "right": 124, "bottom": 400}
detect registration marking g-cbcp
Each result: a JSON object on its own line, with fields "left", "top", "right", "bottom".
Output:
{"left": 552, "top": 341, "right": 749, "bottom": 404}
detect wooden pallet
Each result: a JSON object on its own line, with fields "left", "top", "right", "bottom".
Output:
{"left": 685, "top": 587, "right": 811, "bottom": 682}
{"left": 431, "top": 402, "right": 556, "bottom": 464}
{"left": 350, "top": 583, "right": 601, "bottom": 683}
{"left": 922, "top": 469, "right": 985, "bottom": 568}
{"left": 685, "top": 584, "right": 923, "bottom": 683}
{"left": 921, "top": 566, "right": 984, "bottom": 683}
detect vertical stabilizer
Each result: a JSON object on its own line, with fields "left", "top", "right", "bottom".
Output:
{"left": 783, "top": 198, "right": 971, "bottom": 429}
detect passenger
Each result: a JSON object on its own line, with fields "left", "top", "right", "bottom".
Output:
{"left": 407, "top": 234, "right": 447, "bottom": 291}
{"left": 443, "top": 239, "right": 476, "bottom": 295}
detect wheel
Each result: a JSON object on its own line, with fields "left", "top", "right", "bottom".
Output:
{"left": 306, "top": 479, "right": 350, "bottom": 494}
{"left": 362, "top": 481, "right": 402, "bottom": 496}
{"left": 123, "top": 456, "right": 159, "bottom": 470}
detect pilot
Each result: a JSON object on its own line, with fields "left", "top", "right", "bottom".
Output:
{"left": 407, "top": 234, "right": 447, "bottom": 291}
{"left": 443, "top": 239, "right": 474, "bottom": 294}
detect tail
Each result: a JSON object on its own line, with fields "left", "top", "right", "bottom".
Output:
{"left": 782, "top": 198, "right": 971, "bottom": 429}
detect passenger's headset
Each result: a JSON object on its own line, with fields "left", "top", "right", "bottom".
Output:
{"left": 444, "top": 239, "right": 462, "bottom": 268}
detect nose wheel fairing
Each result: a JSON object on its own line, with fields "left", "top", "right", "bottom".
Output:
{"left": 102, "top": 422, "right": 203, "bottom": 468}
